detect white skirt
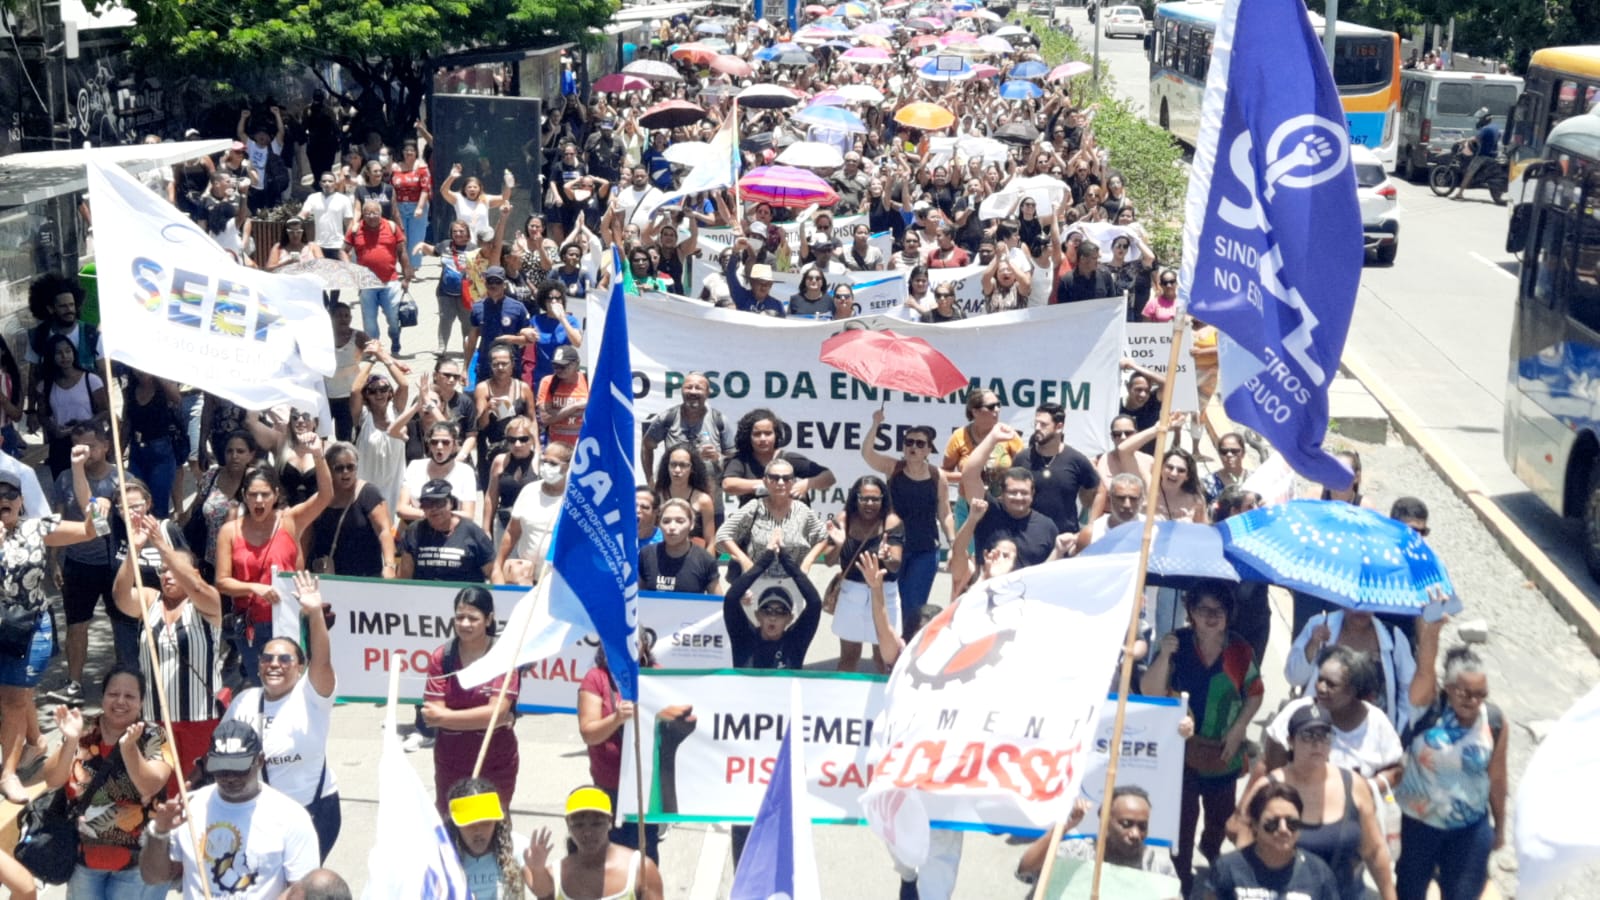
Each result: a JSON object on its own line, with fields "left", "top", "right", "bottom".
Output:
{"left": 831, "top": 578, "right": 901, "bottom": 645}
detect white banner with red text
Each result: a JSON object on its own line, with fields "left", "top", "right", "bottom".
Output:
{"left": 274, "top": 574, "right": 729, "bottom": 713}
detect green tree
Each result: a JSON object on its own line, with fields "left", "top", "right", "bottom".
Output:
{"left": 90, "top": 0, "right": 617, "bottom": 136}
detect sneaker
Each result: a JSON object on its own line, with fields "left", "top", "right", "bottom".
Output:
{"left": 401, "top": 732, "right": 434, "bottom": 753}
{"left": 45, "top": 681, "right": 84, "bottom": 705}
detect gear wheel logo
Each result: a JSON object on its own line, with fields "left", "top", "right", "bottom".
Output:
{"left": 902, "top": 595, "right": 1017, "bottom": 689}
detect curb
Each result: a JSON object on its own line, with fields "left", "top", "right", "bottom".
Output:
{"left": 1341, "top": 350, "right": 1600, "bottom": 659}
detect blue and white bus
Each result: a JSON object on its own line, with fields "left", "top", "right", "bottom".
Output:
{"left": 1147, "top": 0, "right": 1402, "bottom": 166}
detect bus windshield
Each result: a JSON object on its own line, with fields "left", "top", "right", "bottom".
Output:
{"left": 1334, "top": 36, "right": 1393, "bottom": 94}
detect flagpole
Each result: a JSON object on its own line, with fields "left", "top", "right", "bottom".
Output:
{"left": 102, "top": 359, "right": 215, "bottom": 900}
{"left": 469, "top": 576, "right": 549, "bottom": 779}
{"left": 630, "top": 704, "right": 651, "bottom": 884}
{"left": 733, "top": 98, "right": 744, "bottom": 229}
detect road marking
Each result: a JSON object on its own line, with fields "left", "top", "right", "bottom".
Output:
{"left": 1470, "top": 251, "right": 1518, "bottom": 282}
{"left": 690, "top": 824, "right": 731, "bottom": 900}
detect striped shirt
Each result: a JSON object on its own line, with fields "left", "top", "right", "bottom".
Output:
{"left": 140, "top": 600, "right": 222, "bottom": 723}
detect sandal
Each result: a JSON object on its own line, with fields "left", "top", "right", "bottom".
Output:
{"left": 0, "top": 773, "right": 29, "bottom": 805}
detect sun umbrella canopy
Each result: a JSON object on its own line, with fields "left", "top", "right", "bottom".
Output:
{"left": 669, "top": 43, "right": 719, "bottom": 65}
{"left": 1047, "top": 60, "right": 1093, "bottom": 82}
{"left": 832, "top": 1, "right": 872, "bottom": 16}
{"left": 894, "top": 101, "right": 956, "bottom": 130}
{"left": 836, "top": 83, "right": 886, "bottom": 104}
{"left": 970, "top": 63, "right": 1001, "bottom": 78}
{"left": 808, "top": 91, "right": 849, "bottom": 107}
{"left": 1079, "top": 521, "right": 1241, "bottom": 589}
{"left": 279, "top": 258, "right": 383, "bottom": 292}
{"left": 917, "top": 58, "right": 976, "bottom": 81}
{"left": 737, "top": 84, "right": 802, "bottom": 109}
{"left": 977, "top": 35, "right": 1015, "bottom": 54}
{"left": 819, "top": 329, "right": 969, "bottom": 398}
{"left": 804, "top": 2, "right": 828, "bottom": 13}
{"left": 661, "top": 141, "right": 712, "bottom": 166}
{"left": 993, "top": 24, "right": 1028, "bottom": 36}
{"left": 1010, "top": 60, "right": 1049, "bottom": 79}
{"left": 694, "top": 20, "right": 727, "bottom": 33}
{"left": 593, "top": 73, "right": 652, "bottom": 93}
{"left": 1219, "top": 499, "right": 1462, "bottom": 618}
{"left": 854, "top": 21, "right": 896, "bottom": 35}
{"left": 841, "top": 46, "right": 893, "bottom": 64}
{"left": 905, "top": 16, "right": 946, "bottom": 30}
{"left": 777, "top": 140, "right": 846, "bottom": 169}
{"left": 738, "top": 165, "right": 841, "bottom": 208}
{"left": 773, "top": 48, "right": 819, "bottom": 66}
{"left": 794, "top": 104, "right": 867, "bottom": 132}
{"left": 994, "top": 121, "right": 1041, "bottom": 144}
{"left": 710, "top": 54, "right": 753, "bottom": 77}
{"left": 638, "top": 99, "right": 706, "bottom": 130}
{"left": 1000, "top": 79, "right": 1043, "bottom": 100}
{"left": 623, "top": 59, "right": 683, "bottom": 82}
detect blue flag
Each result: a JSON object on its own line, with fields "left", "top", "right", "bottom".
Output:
{"left": 730, "top": 683, "right": 819, "bottom": 900}
{"left": 546, "top": 252, "right": 642, "bottom": 699}
{"left": 1181, "top": 0, "right": 1362, "bottom": 489}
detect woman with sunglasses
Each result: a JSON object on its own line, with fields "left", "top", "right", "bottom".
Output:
{"left": 266, "top": 217, "right": 323, "bottom": 270}
{"left": 220, "top": 571, "right": 342, "bottom": 860}
{"left": 1142, "top": 586, "right": 1264, "bottom": 897}
{"left": 1392, "top": 620, "right": 1509, "bottom": 900}
{"left": 862, "top": 410, "right": 951, "bottom": 641}
{"left": 821, "top": 475, "right": 904, "bottom": 674}
{"left": 482, "top": 415, "right": 539, "bottom": 542}
{"left": 278, "top": 409, "right": 323, "bottom": 508}
{"left": 1206, "top": 432, "right": 1252, "bottom": 504}
{"left": 721, "top": 408, "right": 835, "bottom": 509}
{"left": 350, "top": 358, "right": 411, "bottom": 519}
{"left": 302, "top": 442, "right": 393, "bottom": 578}
{"left": 1205, "top": 782, "right": 1340, "bottom": 900}
{"left": 1233, "top": 702, "right": 1398, "bottom": 900}
{"left": 475, "top": 341, "right": 533, "bottom": 492}
{"left": 1144, "top": 268, "right": 1180, "bottom": 323}
{"left": 789, "top": 269, "right": 833, "bottom": 318}
{"left": 716, "top": 455, "right": 828, "bottom": 583}
{"left": 397, "top": 421, "right": 479, "bottom": 526}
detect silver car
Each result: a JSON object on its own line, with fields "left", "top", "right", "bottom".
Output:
{"left": 1102, "top": 5, "right": 1147, "bottom": 38}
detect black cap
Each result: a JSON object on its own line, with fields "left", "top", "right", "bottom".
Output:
{"left": 756, "top": 584, "right": 795, "bottom": 615}
{"left": 206, "top": 720, "right": 262, "bottom": 773}
{"left": 1287, "top": 703, "right": 1335, "bottom": 739}
{"left": 553, "top": 345, "right": 580, "bottom": 367}
{"left": 484, "top": 266, "right": 508, "bottom": 283}
{"left": 419, "top": 479, "right": 455, "bottom": 503}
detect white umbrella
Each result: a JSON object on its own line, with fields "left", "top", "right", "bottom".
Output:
{"left": 662, "top": 141, "right": 713, "bottom": 166}
{"left": 993, "top": 24, "right": 1028, "bottom": 37}
{"left": 623, "top": 59, "right": 684, "bottom": 82}
{"left": 957, "top": 136, "right": 1010, "bottom": 166}
{"left": 836, "top": 83, "right": 886, "bottom": 105}
{"left": 777, "top": 140, "right": 846, "bottom": 169}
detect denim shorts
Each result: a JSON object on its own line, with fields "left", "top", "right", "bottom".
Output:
{"left": 0, "top": 610, "right": 54, "bottom": 688}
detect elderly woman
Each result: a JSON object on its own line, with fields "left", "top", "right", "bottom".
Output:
{"left": 716, "top": 457, "right": 828, "bottom": 581}
{"left": 525, "top": 787, "right": 664, "bottom": 900}
{"left": 221, "top": 571, "right": 341, "bottom": 860}
{"left": 1204, "top": 783, "right": 1340, "bottom": 900}
{"left": 40, "top": 666, "right": 170, "bottom": 899}
{"left": 1233, "top": 704, "right": 1398, "bottom": 900}
{"left": 1142, "top": 585, "right": 1264, "bottom": 898}
{"left": 1287, "top": 611, "right": 1417, "bottom": 734}
{"left": 1262, "top": 647, "right": 1405, "bottom": 789}
{"left": 302, "top": 441, "right": 394, "bottom": 578}
{"left": 1393, "top": 619, "right": 1509, "bottom": 900}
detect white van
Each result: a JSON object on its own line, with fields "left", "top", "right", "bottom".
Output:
{"left": 1394, "top": 69, "right": 1522, "bottom": 181}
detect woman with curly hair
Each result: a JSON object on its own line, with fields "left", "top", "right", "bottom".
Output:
{"left": 720, "top": 408, "right": 835, "bottom": 508}
{"left": 445, "top": 776, "right": 526, "bottom": 900}
{"left": 651, "top": 443, "right": 716, "bottom": 547}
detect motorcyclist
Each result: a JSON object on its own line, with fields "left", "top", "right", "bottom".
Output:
{"left": 1451, "top": 106, "right": 1502, "bottom": 202}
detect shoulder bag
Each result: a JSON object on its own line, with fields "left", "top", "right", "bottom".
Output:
{"left": 311, "top": 501, "right": 355, "bottom": 575}
{"left": 15, "top": 743, "right": 126, "bottom": 884}
{"left": 822, "top": 523, "right": 882, "bottom": 616}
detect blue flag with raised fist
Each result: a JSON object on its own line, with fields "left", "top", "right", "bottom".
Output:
{"left": 547, "top": 252, "right": 642, "bottom": 699}
{"left": 1180, "top": 0, "right": 1362, "bottom": 489}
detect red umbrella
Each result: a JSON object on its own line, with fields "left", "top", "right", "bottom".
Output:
{"left": 639, "top": 99, "right": 708, "bottom": 130}
{"left": 819, "top": 329, "right": 969, "bottom": 398}
{"left": 710, "top": 54, "right": 753, "bottom": 77}
{"left": 594, "top": 73, "right": 652, "bottom": 93}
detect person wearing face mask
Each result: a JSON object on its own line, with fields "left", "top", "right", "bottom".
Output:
{"left": 492, "top": 443, "right": 572, "bottom": 584}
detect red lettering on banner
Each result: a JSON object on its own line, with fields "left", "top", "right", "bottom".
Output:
{"left": 362, "top": 647, "right": 434, "bottom": 672}
{"left": 986, "top": 743, "right": 1021, "bottom": 792}
{"left": 820, "top": 761, "right": 871, "bottom": 788}
{"left": 525, "top": 657, "right": 584, "bottom": 683}
{"left": 874, "top": 740, "right": 1084, "bottom": 802}
{"left": 725, "top": 756, "right": 778, "bottom": 785}
{"left": 936, "top": 741, "right": 985, "bottom": 788}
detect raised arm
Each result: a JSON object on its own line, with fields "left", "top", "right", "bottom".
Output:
{"left": 439, "top": 163, "right": 462, "bottom": 206}
{"left": 292, "top": 571, "right": 336, "bottom": 698}
{"left": 860, "top": 408, "right": 899, "bottom": 476}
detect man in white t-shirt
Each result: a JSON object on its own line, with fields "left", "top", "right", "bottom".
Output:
{"left": 492, "top": 443, "right": 571, "bottom": 583}
{"left": 140, "top": 720, "right": 319, "bottom": 898}
{"left": 299, "top": 175, "right": 355, "bottom": 260}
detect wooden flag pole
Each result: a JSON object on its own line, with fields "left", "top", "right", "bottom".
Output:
{"left": 1031, "top": 311, "right": 1190, "bottom": 900}
{"left": 102, "top": 359, "right": 215, "bottom": 900}
{"left": 631, "top": 702, "right": 651, "bottom": 884}
{"left": 470, "top": 575, "right": 549, "bottom": 780}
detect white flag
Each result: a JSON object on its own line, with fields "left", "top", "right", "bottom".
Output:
{"left": 454, "top": 578, "right": 578, "bottom": 689}
{"left": 364, "top": 669, "right": 470, "bottom": 899}
{"left": 84, "top": 161, "right": 335, "bottom": 411}
{"left": 632, "top": 114, "right": 740, "bottom": 225}
{"left": 1516, "top": 684, "right": 1600, "bottom": 897}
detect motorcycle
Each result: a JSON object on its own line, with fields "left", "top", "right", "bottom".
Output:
{"left": 1429, "top": 138, "right": 1507, "bottom": 205}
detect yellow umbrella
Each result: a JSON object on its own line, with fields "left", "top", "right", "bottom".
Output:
{"left": 894, "top": 101, "right": 956, "bottom": 130}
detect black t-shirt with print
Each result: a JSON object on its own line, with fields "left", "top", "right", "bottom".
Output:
{"left": 639, "top": 544, "right": 720, "bottom": 594}
{"left": 399, "top": 518, "right": 494, "bottom": 582}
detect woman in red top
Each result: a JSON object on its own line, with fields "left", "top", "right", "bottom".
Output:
{"left": 924, "top": 225, "right": 970, "bottom": 269}
{"left": 391, "top": 140, "right": 432, "bottom": 273}
{"left": 577, "top": 639, "right": 658, "bottom": 859}
{"left": 214, "top": 431, "right": 330, "bottom": 685}
{"left": 424, "top": 586, "right": 519, "bottom": 817}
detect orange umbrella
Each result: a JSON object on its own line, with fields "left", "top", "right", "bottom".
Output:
{"left": 894, "top": 102, "right": 956, "bottom": 131}
{"left": 710, "top": 54, "right": 753, "bottom": 77}
{"left": 670, "top": 43, "right": 719, "bottom": 65}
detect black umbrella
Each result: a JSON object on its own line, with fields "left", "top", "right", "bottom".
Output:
{"left": 638, "top": 100, "right": 708, "bottom": 130}
{"left": 994, "top": 121, "right": 1041, "bottom": 145}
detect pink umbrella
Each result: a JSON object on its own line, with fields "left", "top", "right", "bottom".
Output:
{"left": 738, "top": 165, "right": 841, "bottom": 208}
{"left": 593, "top": 73, "right": 652, "bottom": 93}
{"left": 970, "top": 63, "right": 1001, "bottom": 79}
{"left": 977, "top": 35, "right": 1014, "bottom": 54}
{"left": 854, "top": 22, "right": 896, "bottom": 35}
{"left": 710, "top": 54, "right": 753, "bottom": 77}
{"left": 841, "top": 46, "right": 891, "bottom": 61}
{"left": 1048, "top": 60, "right": 1093, "bottom": 82}
{"left": 809, "top": 91, "right": 849, "bottom": 106}
{"left": 938, "top": 31, "right": 979, "bottom": 45}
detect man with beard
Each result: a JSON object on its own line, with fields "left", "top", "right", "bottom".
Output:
{"left": 642, "top": 371, "right": 736, "bottom": 520}
{"left": 1012, "top": 402, "right": 1100, "bottom": 534}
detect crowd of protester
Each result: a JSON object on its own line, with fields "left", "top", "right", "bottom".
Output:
{"left": 0, "top": 2, "right": 1513, "bottom": 898}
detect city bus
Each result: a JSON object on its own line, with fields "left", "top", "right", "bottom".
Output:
{"left": 1505, "top": 47, "right": 1600, "bottom": 209}
{"left": 1504, "top": 107, "right": 1600, "bottom": 577}
{"left": 1147, "top": 1, "right": 1401, "bottom": 166}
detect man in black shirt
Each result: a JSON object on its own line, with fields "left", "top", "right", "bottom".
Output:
{"left": 1013, "top": 403, "right": 1100, "bottom": 534}
{"left": 397, "top": 479, "right": 494, "bottom": 582}
{"left": 1059, "top": 239, "right": 1120, "bottom": 304}
{"left": 962, "top": 430, "right": 1060, "bottom": 568}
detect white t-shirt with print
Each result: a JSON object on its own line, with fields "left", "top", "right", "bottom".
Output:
{"left": 221, "top": 678, "right": 338, "bottom": 806}
{"left": 169, "top": 783, "right": 318, "bottom": 899}
{"left": 1266, "top": 696, "right": 1403, "bottom": 778}
{"left": 403, "top": 458, "right": 481, "bottom": 511}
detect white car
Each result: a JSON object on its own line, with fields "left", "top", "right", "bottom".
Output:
{"left": 1353, "top": 144, "right": 1399, "bottom": 265}
{"left": 1103, "top": 5, "right": 1147, "bottom": 38}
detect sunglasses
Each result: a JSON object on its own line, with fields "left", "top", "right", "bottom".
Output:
{"left": 1220, "top": 447, "right": 1244, "bottom": 456}
{"left": 979, "top": 402, "right": 1002, "bottom": 411}
{"left": 903, "top": 438, "right": 929, "bottom": 449}
{"left": 766, "top": 474, "right": 796, "bottom": 484}
{"left": 1261, "top": 816, "right": 1301, "bottom": 834}
{"left": 332, "top": 464, "right": 356, "bottom": 474}
{"left": 507, "top": 435, "right": 533, "bottom": 444}
{"left": 1160, "top": 279, "right": 1177, "bottom": 286}
{"left": 261, "top": 653, "right": 298, "bottom": 666}
{"left": 1295, "top": 728, "right": 1334, "bottom": 745}
{"left": 0, "top": 486, "right": 19, "bottom": 500}
{"left": 758, "top": 606, "right": 790, "bottom": 617}
{"left": 428, "top": 439, "right": 455, "bottom": 447}
{"left": 365, "top": 386, "right": 392, "bottom": 394}
{"left": 437, "top": 372, "right": 461, "bottom": 381}
{"left": 1410, "top": 524, "right": 1431, "bottom": 537}
{"left": 1111, "top": 429, "right": 1135, "bottom": 439}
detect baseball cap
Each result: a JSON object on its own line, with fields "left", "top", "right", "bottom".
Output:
{"left": 553, "top": 345, "right": 580, "bottom": 366}
{"left": 749, "top": 263, "right": 775, "bottom": 283}
{"left": 756, "top": 584, "right": 795, "bottom": 615}
{"left": 483, "top": 266, "right": 508, "bottom": 283}
{"left": 1287, "top": 703, "right": 1335, "bottom": 739}
{"left": 0, "top": 472, "right": 21, "bottom": 491}
{"left": 183, "top": 128, "right": 201, "bottom": 139}
{"left": 566, "top": 786, "right": 613, "bottom": 817}
{"left": 419, "top": 479, "right": 455, "bottom": 504}
{"left": 206, "top": 720, "right": 262, "bottom": 773}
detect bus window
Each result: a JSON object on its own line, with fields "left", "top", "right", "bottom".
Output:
{"left": 1176, "top": 23, "right": 1190, "bottom": 73}
{"left": 1190, "top": 29, "right": 1211, "bottom": 81}
{"left": 1333, "top": 36, "right": 1392, "bottom": 92}
{"left": 1162, "top": 19, "right": 1179, "bottom": 69}
{"left": 1529, "top": 203, "right": 1568, "bottom": 311}
{"left": 1570, "top": 173, "right": 1600, "bottom": 332}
